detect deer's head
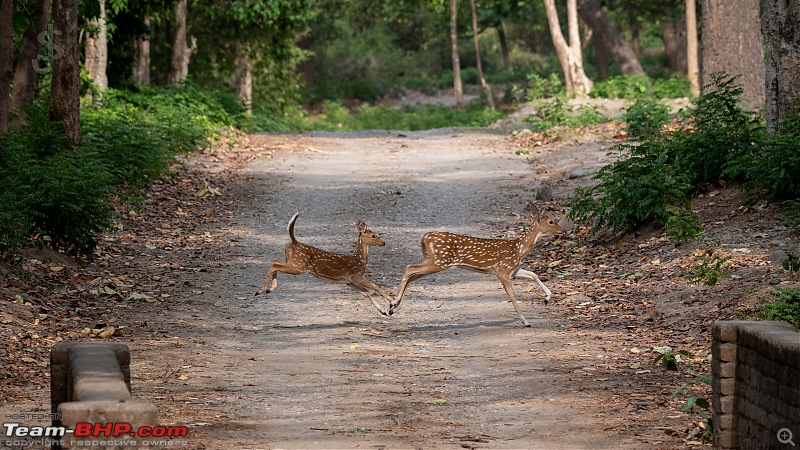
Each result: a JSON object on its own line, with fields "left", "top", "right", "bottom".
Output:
{"left": 357, "top": 220, "right": 386, "bottom": 247}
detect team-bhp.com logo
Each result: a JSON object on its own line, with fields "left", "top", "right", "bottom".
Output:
{"left": 4, "top": 422, "right": 188, "bottom": 446}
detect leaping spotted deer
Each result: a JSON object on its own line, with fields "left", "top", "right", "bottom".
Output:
{"left": 388, "top": 204, "right": 566, "bottom": 327}
{"left": 255, "top": 213, "right": 393, "bottom": 316}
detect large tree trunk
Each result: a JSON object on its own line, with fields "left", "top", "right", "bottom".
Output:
{"left": 544, "top": 0, "right": 592, "bottom": 95}
{"left": 469, "top": 0, "right": 494, "bottom": 108}
{"left": 168, "top": 0, "right": 194, "bottom": 85}
{"left": 700, "top": 0, "right": 765, "bottom": 110}
{"left": 49, "top": 0, "right": 81, "bottom": 146}
{"left": 762, "top": 0, "right": 800, "bottom": 131}
{"left": 497, "top": 23, "right": 512, "bottom": 70}
{"left": 9, "top": 0, "right": 51, "bottom": 126}
{"left": 84, "top": 0, "right": 108, "bottom": 100}
{"left": 450, "top": 0, "right": 464, "bottom": 109}
{"left": 0, "top": 0, "right": 14, "bottom": 131}
{"left": 594, "top": 37, "right": 609, "bottom": 80}
{"left": 578, "top": 0, "right": 644, "bottom": 76}
{"left": 686, "top": 0, "right": 700, "bottom": 95}
{"left": 133, "top": 16, "right": 151, "bottom": 86}
{"left": 661, "top": 19, "right": 688, "bottom": 76}
{"left": 628, "top": 5, "right": 641, "bottom": 56}
{"left": 235, "top": 41, "right": 253, "bottom": 114}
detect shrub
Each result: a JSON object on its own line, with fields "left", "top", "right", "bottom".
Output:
{"left": 566, "top": 141, "right": 691, "bottom": 237}
{"left": 526, "top": 98, "right": 605, "bottom": 132}
{"left": 590, "top": 74, "right": 691, "bottom": 99}
{"left": 526, "top": 72, "right": 564, "bottom": 99}
{"left": 725, "top": 110, "right": 800, "bottom": 200}
{"left": 665, "top": 206, "right": 704, "bottom": 242}
{"left": 623, "top": 96, "right": 670, "bottom": 138}
{"left": 760, "top": 287, "right": 800, "bottom": 330}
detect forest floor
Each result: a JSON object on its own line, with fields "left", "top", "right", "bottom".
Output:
{"left": 2, "top": 99, "right": 799, "bottom": 449}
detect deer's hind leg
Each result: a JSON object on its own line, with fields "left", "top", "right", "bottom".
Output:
{"left": 256, "top": 259, "right": 305, "bottom": 295}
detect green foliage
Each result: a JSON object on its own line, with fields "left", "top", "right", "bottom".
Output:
{"left": 689, "top": 254, "right": 731, "bottom": 286}
{"left": 674, "top": 74, "right": 763, "bottom": 191}
{"left": 566, "top": 141, "right": 691, "bottom": 237}
{"left": 526, "top": 73, "right": 564, "bottom": 100}
{"left": 653, "top": 346, "right": 713, "bottom": 441}
{"left": 664, "top": 206, "right": 704, "bottom": 242}
{"left": 284, "top": 102, "right": 506, "bottom": 132}
{"left": 760, "top": 287, "right": 800, "bottom": 330}
{"left": 526, "top": 98, "right": 605, "bottom": 132}
{"left": 590, "top": 75, "right": 690, "bottom": 100}
{"left": 623, "top": 96, "right": 670, "bottom": 138}
{"left": 652, "top": 346, "right": 691, "bottom": 371}
{"left": 725, "top": 110, "right": 800, "bottom": 200}
{"left": 566, "top": 73, "right": 767, "bottom": 239}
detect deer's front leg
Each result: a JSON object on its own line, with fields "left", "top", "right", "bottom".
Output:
{"left": 513, "top": 268, "right": 552, "bottom": 305}
{"left": 347, "top": 280, "right": 388, "bottom": 316}
{"left": 498, "top": 276, "right": 531, "bottom": 327}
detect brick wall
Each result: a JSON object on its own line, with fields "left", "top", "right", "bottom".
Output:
{"left": 712, "top": 321, "right": 800, "bottom": 450}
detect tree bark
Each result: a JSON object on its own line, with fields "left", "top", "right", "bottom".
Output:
{"left": 133, "top": 16, "right": 151, "bottom": 86}
{"left": 544, "top": 0, "right": 592, "bottom": 95}
{"left": 686, "top": 0, "right": 700, "bottom": 95}
{"left": 10, "top": 0, "right": 51, "bottom": 126}
{"left": 84, "top": 0, "right": 108, "bottom": 100}
{"left": 762, "top": 0, "right": 800, "bottom": 131}
{"left": 661, "top": 19, "right": 687, "bottom": 76}
{"left": 497, "top": 23, "right": 511, "bottom": 70}
{"left": 49, "top": 0, "right": 81, "bottom": 146}
{"left": 235, "top": 41, "right": 253, "bottom": 114}
{"left": 577, "top": 0, "right": 644, "bottom": 76}
{"left": 628, "top": 5, "right": 641, "bottom": 56}
{"left": 168, "top": 0, "right": 194, "bottom": 85}
{"left": 469, "top": 0, "right": 494, "bottom": 108}
{"left": 450, "top": 0, "right": 464, "bottom": 108}
{"left": 700, "top": 0, "right": 765, "bottom": 110}
{"left": 594, "top": 36, "right": 609, "bottom": 80}
{"left": 0, "top": 0, "right": 14, "bottom": 131}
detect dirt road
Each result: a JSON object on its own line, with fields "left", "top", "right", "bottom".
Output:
{"left": 120, "top": 129, "right": 674, "bottom": 450}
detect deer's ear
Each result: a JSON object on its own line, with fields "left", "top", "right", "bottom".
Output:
{"left": 357, "top": 220, "right": 367, "bottom": 233}
{"left": 525, "top": 202, "right": 541, "bottom": 221}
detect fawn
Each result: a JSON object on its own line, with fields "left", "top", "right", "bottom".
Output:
{"left": 388, "top": 204, "right": 566, "bottom": 326}
{"left": 255, "top": 213, "right": 393, "bottom": 315}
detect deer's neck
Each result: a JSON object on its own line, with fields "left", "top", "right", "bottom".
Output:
{"left": 355, "top": 239, "right": 369, "bottom": 265}
{"left": 518, "top": 225, "right": 544, "bottom": 255}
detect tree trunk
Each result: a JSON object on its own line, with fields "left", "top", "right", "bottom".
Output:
{"left": 762, "top": 0, "right": 800, "bottom": 131}
{"left": 235, "top": 41, "right": 253, "bottom": 114}
{"left": 469, "top": 0, "right": 494, "bottom": 108}
{"left": 686, "top": 0, "right": 700, "bottom": 95}
{"left": 661, "top": 19, "right": 687, "bottom": 76}
{"left": 10, "top": 0, "right": 51, "bottom": 127}
{"left": 544, "top": 0, "right": 592, "bottom": 95}
{"left": 133, "top": 16, "right": 151, "bottom": 86}
{"left": 84, "top": 0, "right": 108, "bottom": 100}
{"left": 628, "top": 5, "right": 641, "bottom": 56}
{"left": 450, "top": 0, "right": 464, "bottom": 109}
{"left": 594, "top": 36, "right": 609, "bottom": 80}
{"left": 578, "top": 0, "right": 645, "bottom": 75}
{"left": 0, "top": 0, "right": 14, "bottom": 131}
{"left": 700, "top": 0, "right": 765, "bottom": 110}
{"left": 168, "top": 0, "right": 194, "bottom": 85}
{"left": 49, "top": 0, "right": 81, "bottom": 146}
{"left": 497, "top": 23, "right": 512, "bottom": 70}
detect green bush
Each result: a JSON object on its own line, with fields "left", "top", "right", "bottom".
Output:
{"left": 526, "top": 72, "right": 564, "bottom": 100}
{"left": 761, "top": 287, "right": 800, "bottom": 330}
{"left": 665, "top": 206, "right": 704, "bottom": 242}
{"left": 590, "top": 74, "right": 690, "bottom": 99}
{"left": 566, "top": 141, "right": 691, "bottom": 237}
{"left": 526, "top": 98, "right": 605, "bottom": 132}
{"left": 566, "top": 73, "right": 764, "bottom": 238}
{"left": 623, "top": 96, "right": 670, "bottom": 138}
{"left": 725, "top": 110, "right": 800, "bottom": 200}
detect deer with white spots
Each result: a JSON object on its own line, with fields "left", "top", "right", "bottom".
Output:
{"left": 255, "top": 213, "right": 393, "bottom": 316}
{"left": 388, "top": 204, "right": 566, "bottom": 327}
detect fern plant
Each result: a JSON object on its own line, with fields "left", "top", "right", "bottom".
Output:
{"left": 566, "top": 140, "right": 691, "bottom": 237}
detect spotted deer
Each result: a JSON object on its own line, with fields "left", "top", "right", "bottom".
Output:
{"left": 388, "top": 204, "right": 566, "bottom": 327}
{"left": 255, "top": 213, "right": 393, "bottom": 315}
